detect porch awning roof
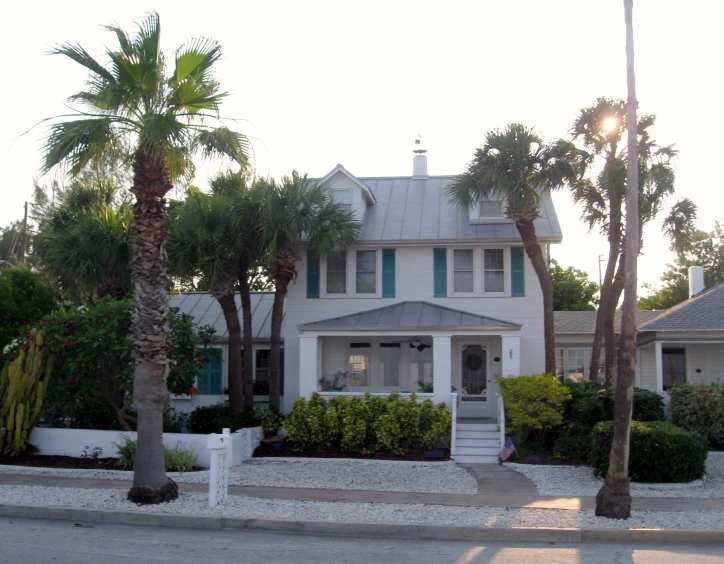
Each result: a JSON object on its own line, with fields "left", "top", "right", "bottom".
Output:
{"left": 298, "top": 301, "right": 521, "bottom": 332}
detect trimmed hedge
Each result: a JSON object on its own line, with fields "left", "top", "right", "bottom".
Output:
{"left": 670, "top": 382, "right": 724, "bottom": 449}
{"left": 589, "top": 421, "right": 708, "bottom": 483}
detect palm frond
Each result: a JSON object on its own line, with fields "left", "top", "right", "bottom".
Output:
{"left": 172, "top": 37, "right": 223, "bottom": 84}
{"left": 43, "top": 118, "right": 118, "bottom": 174}
{"left": 193, "top": 128, "right": 250, "bottom": 168}
{"left": 50, "top": 43, "right": 117, "bottom": 86}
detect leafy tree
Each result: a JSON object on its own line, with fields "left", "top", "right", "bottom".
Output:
{"left": 0, "top": 221, "right": 30, "bottom": 267}
{"left": 257, "top": 172, "right": 360, "bottom": 410}
{"left": 570, "top": 97, "right": 682, "bottom": 388}
{"left": 0, "top": 267, "right": 57, "bottom": 360}
{"left": 32, "top": 180, "right": 133, "bottom": 302}
{"left": 447, "top": 124, "right": 587, "bottom": 374}
{"left": 639, "top": 220, "right": 723, "bottom": 310}
{"left": 550, "top": 260, "right": 599, "bottom": 311}
{"left": 42, "top": 13, "right": 249, "bottom": 503}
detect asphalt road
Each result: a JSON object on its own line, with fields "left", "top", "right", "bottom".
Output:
{"left": 1, "top": 517, "right": 723, "bottom": 563}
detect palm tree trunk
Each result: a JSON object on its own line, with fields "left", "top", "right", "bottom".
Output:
{"left": 127, "top": 148, "right": 177, "bottom": 504}
{"left": 596, "top": 0, "right": 638, "bottom": 519}
{"left": 604, "top": 252, "right": 626, "bottom": 389}
{"left": 239, "top": 274, "right": 255, "bottom": 408}
{"left": 516, "top": 221, "right": 556, "bottom": 374}
{"left": 216, "top": 290, "right": 243, "bottom": 417}
{"left": 268, "top": 275, "right": 288, "bottom": 412}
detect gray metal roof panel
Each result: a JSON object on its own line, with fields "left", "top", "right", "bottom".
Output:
{"left": 554, "top": 310, "right": 661, "bottom": 335}
{"left": 299, "top": 301, "right": 521, "bottom": 331}
{"left": 638, "top": 282, "right": 724, "bottom": 331}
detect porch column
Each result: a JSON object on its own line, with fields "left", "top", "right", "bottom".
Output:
{"left": 432, "top": 334, "right": 452, "bottom": 406}
{"left": 299, "top": 334, "right": 319, "bottom": 398}
{"left": 655, "top": 341, "right": 663, "bottom": 394}
{"left": 501, "top": 334, "right": 521, "bottom": 378}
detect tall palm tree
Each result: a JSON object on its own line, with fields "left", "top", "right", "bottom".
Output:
{"left": 42, "top": 13, "right": 249, "bottom": 503}
{"left": 257, "top": 172, "right": 360, "bottom": 410}
{"left": 167, "top": 191, "right": 244, "bottom": 413}
{"left": 570, "top": 100, "right": 677, "bottom": 388}
{"left": 595, "top": 0, "right": 638, "bottom": 520}
{"left": 446, "top": 124, "right": 587, "bottom": 374}
{"left": 33, "top": 180, "right": 133, "bottom": 302}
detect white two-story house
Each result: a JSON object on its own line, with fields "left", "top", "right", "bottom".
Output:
{"left": 171, "top": 151, "right": 560, "bottom": 461}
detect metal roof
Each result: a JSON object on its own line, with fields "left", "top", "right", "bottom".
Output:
{"left": 554, "top": 310, "right": 661, "bottom": 335}
{"left": 168, "top": 292, "right": 276, "bottom": 342}
{"left": 353, "top": 175, "right": 562, "bottom": 244}
{"left": 638, "top": 282, "right": 724, "bottom": 332}
{"left": 298, "top": 301, "right": 521, "bottom": 332}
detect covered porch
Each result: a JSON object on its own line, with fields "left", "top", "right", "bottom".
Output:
{"left": 297, "top": 301, "right": 522, "bottom": 417}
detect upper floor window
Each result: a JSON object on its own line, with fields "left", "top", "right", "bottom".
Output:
{"left": 479, "top": 199, "right": 504, "bottom": 219}
{"left": 331, "top": 189, "right": 352, "bottom": 214}
{"left": 356, "top": 250, "right": 377, "bottom": 293}
{"left": 453, "top": 249, "right": 474, "bottom": 293}
{"left": 484, "top": 249, "right": 505, "bottom": 292}
{"left": 327, "top": 251, "right": 347, "bottom": 293}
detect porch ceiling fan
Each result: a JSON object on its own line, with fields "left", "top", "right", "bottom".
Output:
{"left": 410, "top": 337, "right": 431, "bottom": 352}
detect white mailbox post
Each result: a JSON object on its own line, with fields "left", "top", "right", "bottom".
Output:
{"left": 208, "top": 428, "right": 231, "bottom": 508}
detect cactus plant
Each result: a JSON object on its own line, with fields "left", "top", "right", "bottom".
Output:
{"left": 0, "top": 330, "right": 54, "bottom": 455}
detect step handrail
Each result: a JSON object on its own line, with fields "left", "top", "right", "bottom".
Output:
{"left": 496, "top": 392, "right": 505, "bottom": 455}
{"left": 450, "top": 392, "right": 457, "bottom": 456}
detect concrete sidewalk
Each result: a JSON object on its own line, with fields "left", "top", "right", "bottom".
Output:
{"left": 2, "top": 465, "right": 724, "bottom": 512}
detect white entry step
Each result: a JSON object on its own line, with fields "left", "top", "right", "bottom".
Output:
{"left": 451, "top": 420, "right": 500, "bottom": 464}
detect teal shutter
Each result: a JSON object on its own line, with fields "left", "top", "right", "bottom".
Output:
{"left": 307, "top": 250, "right": 320, "bottom": 298}
{"left": 511, "top": 246, "right": 525, "bottom": 297}
{"left": 433, "top": 248, "right": 447, "bottom": 297}
{"left": 382, "top": 249, "right": 396, "bottom": 298}
{"left": 280, "top": 348, "right": 285, "bottom": 397}
{"left": 198, "top": 348, "right": 223, "bottom": 395}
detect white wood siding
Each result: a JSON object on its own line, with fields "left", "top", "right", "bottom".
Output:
{"left": 687, "top": 344, "right": 724, "bottom": 384}
{"left": 638, "top": 346, "right": 657, "bottom": 392}
{"left": 281, "top": 245, "right": 544, "bottom": 411}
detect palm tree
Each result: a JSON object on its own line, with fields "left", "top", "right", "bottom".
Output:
{"left": 257, "top": 172, "right": 360, "bottom": 410}
{"left": 167, "top": 191, "right": 243, "bottom": 413}
{"left": 42, "top": 13, "right": 249, "bottom": 503}
{"left": 595, "top": 0, "right": 638, "bottom": 520}
{"left": 33, "top": 180, "right": 133, "bottom": 302}
{"left": 446, "top": 124, "right": 587, "bottom": 374}
{"left": 570, "top": 99, "right": 678, "bottom": 388}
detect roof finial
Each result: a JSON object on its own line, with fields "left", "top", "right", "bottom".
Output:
{"left": 414, "top": 135, "right": 427, "bottom": 155}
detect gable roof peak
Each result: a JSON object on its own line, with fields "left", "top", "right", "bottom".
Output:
{"left": 319, "top": 164, "right": 376, "bottom": 204}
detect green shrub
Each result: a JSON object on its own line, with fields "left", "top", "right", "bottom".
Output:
{"left": 283, "top": 392, "right": 452, "bottom": 453}
{"left": 163, "top": 407, "right": 189, "bottom": 433}
{"left": 497, "top": 374, "right": 572, "bottom": 443}
{"left": 114, "top": 436, "right": 199, "bottom": 473}
{"left": 630, "top": 388, "right": 667, "bottom": 422}
{"left": 253, "top": 408, "right": 286, "bottom": 434}
{"left": 186, "top": 403, "right": 254, "bottom": 435}
{"left": 589, "top": 421, "right": 708, "bottom": 483}
{"left": 552, "top": 423, "right": 593, "bottom": 460}
{"left": 670, "top": 383, "right": 724, "bottom": 449}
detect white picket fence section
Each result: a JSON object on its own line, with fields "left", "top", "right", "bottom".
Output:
{"left": 208, "top": 429, "right": 231, "bottom": 507}
{"left": 28, "top": 426, "right": 264, "bottom": 469}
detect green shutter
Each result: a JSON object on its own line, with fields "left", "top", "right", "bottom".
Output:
{"left": 280, "top": 348, "right": 285, "bottom": 397}
{"left": 433, "top": 248, "right": 447, "bottom": 297}
{"left": 511, "top": 246, "right": 525, "bottom": 297}
{"left": 198, "top": 348, "right": 223, "bottom": 395}
{"left": 307, "top": 250, "right": 320, "bottom": 298}
{"left": 382, "top": 249, "right": 396, "bottom": 298}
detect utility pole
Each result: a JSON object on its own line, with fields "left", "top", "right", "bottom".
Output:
{"left": 20, "top": 201, "right": 29, "bottom": 263}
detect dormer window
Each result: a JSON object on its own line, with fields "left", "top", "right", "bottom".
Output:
{"left": 479, "top": 199, "right": 504, "bottom": 219}
{"left": 331, "top": 189, "right": 352, "bottom": 214}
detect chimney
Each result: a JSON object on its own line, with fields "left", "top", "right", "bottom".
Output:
{"left": 688, "top": 266, "right": 705, "bottom": 298}
{"left": 412, "top": 137, "right": 428, "bottom": 179}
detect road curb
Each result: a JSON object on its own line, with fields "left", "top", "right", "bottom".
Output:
{"left": 1, "top": 504, "right": 723, "bottom": 544}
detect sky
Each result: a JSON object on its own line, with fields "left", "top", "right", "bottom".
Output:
{"left": 2, "top": 0, "right": 722, "bottom": 293}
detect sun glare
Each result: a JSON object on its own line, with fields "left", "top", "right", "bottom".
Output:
{"left": 603, "top": 117, "right": 618, "bottom": 132}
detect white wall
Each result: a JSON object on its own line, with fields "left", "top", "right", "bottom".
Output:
{"left": 28, "top": 427, "right": 264, "bottom": 469}
{"left": 638, "top": 345, "right": 657, "bottom": 392}
{"left": 282, "top": 245, "right": 545, "bottom": 412}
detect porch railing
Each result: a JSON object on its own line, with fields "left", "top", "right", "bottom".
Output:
{"left": 496, "top": 392, "right": 505, "bottom": 453}
{"left": 450, "top": 392, "right": 457, "bottom": 456}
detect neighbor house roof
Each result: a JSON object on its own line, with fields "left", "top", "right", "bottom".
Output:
{"left": 554, "top": 310, "right": 661, "bottom": 335}
{"left": 298, "top": 301, "right": 521, "bottom": 332}
{"left": 638, "top": 282, "right": 724, "bottom": 332}
{"left": 168, "top": 292, "right": 276, "bottom": 342}
{"left": 336, "top": 174, "right": 562, "bottom": 244}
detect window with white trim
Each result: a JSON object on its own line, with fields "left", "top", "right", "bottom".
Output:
{"left": 356, "top": 250, "right": 376, "bottom": 294}
{"left": 379, "top": 343, "right": 401, "bottom": 387}
{"left": 331, "top": 189, "right": 352, "bottom": 214}
{"left": 484, "top": 249, "right": 505, "bottom": 292}
{"left": 453, "top": 249, "right": 474, "bottom": 292}
{"left": 348, "top": 343, "right": 370, "bottom": 387}
{"left": 326, "top": 251, "right": 347, "bottom": 294}
{"left": 479, "top": 199, "right": 504, "bottom": 219}
{"left": 555, "top": 347, "right": 606, "bottom": 384}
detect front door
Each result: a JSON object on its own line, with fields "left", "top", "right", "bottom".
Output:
{"left": 459, "top": 343, "right": 493, "bottom": 417}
